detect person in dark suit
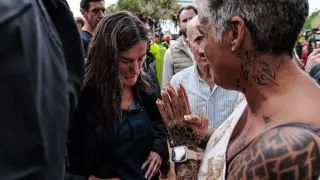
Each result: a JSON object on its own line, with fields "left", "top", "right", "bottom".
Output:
{"left": 0, "top": 0, "right": 84, "bottom": 179}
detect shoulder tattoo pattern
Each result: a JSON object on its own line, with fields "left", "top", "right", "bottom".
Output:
{"left": 227, "top": 127, "right": 320, "bottom": 180}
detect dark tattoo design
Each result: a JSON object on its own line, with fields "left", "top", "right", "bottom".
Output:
{"left": 263, "top": 116, "right": 271, "bottom": 124}
{"left": 239, "top": 51, "right": 279, "bottom": 87}
{"left": 168, "top": 125, "right": 203, "bottom": 149}
{"left": 168, "top": 125, "right": 203, "bottom": 179}
{"left": 232, "top": 138, "right": 247, "bottom": 154}
{"left": 175, "top": 160, "right": 201, "bottom": 180}
{"left": 236, "top": 78, "right": 247, "bottom": 93}
{"left": 227, "top": 127, "right": 320, "bottom": 180}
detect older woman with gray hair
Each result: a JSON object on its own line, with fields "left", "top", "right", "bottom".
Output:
{"left": 175, "top": 0, "right": 320, "bottom": 179}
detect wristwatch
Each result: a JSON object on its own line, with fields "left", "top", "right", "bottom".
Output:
{"left": 171, "top": 146, "right": 199, "bottom": 163}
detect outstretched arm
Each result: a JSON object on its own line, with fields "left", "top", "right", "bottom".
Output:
{"left": 227, "top": 126, "right": 320, "bottom": 180}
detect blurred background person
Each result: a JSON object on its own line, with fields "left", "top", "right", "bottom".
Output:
{"left": 75, "top": 16, "right": 85, "bottom": 30}
{"left": 310, "top": 63, "right": 320, "bottom": 85}
{"left": 80, "top": 0, "right": 105, "bottom": 57}
{"left": 305, "top": 48, "right": 320, "bottom": 85}
{"left": 140, "top": 17, "right": 162, "bottom": 96}
{"left": 305, "top": 48, "right": 320, "bottom": 72}
{"left": 162, "top": 34, "right": 171, "bottom": 49}
{"left": 161, "top": 5, "right": 198, "bottom": 88}
{"left": 154, "top": 31, "right": 167, "bottom": 87}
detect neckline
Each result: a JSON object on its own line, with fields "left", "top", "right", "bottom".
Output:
{"left": 228, "top": 106, "right": 249, "bottom": 144}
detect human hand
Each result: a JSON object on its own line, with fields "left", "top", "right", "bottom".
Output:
{"left": 156, "top": 84, "right": 191, "bottom": 127}
{"left": 142, "top": 151, "right": 162, "bottom": 180}
{"left": 305, "top": 48, "right": 320, "bottom": 72}
{"left": 184, "top": 112, "right": 209, "bottom": 138}
{"left": 156, "top": 84, "right": 208, "bottom": 147}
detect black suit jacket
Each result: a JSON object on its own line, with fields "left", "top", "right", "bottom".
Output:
{"left": 0, "top": 0, "right": 84, "bottom": 179}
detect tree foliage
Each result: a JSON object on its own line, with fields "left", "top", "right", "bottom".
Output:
{"left": 304, "top": 10, "right": 320, "bottom": 30}
{"left": 106, "top": 0, "right": 180, "bottom": 21}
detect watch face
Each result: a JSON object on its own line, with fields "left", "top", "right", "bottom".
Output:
{"left": 172, "top": 146, "right": 186, "bottom": 162}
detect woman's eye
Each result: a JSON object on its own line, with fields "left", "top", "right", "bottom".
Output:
{"left": 120, "top": 60, "right": 129, "bottom": 64}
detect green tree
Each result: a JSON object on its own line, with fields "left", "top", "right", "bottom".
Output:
{"left": 107, "top": 0, "right": 180, "bottom": 20}
{"left": 304, "top": 10, "right": 320, "bottom": 30}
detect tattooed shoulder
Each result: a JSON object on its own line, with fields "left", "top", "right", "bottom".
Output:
{"left": 227, "top": 126, "right": 320, "bottom": 180}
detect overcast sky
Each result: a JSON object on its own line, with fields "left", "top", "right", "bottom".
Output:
{"left": 67, "top": 0, "right": 320, "bottom": 17}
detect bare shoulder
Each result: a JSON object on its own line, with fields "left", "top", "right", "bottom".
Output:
{"left": 227, "top": 125, "right": 320, "bottom": 180}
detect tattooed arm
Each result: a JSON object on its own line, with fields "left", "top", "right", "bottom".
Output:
{"left": 227, "top": 126, "right": 320, "bottom": 180}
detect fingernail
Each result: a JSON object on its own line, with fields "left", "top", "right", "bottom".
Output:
{"left": 184, "top": 115, "right": 191, "bottom": 121}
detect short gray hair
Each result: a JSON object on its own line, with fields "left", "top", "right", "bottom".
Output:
{"left": 196, "top": 0, "right": 309, "bottom": 55}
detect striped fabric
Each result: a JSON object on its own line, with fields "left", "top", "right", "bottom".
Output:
{"left": 170, "top": 65, "right": 239, "bottom": 128}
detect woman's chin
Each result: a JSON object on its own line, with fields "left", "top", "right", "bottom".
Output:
{"left": 122, "top": 79, "right": 137, "bottom": 87}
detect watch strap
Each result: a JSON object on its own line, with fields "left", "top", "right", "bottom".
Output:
{"left": 186, "top": 148, "right": 199, "bottom": 161}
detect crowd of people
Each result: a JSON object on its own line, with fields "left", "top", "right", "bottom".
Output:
{"left": 1, "top": 0, "right": 320, "bottom": 179}
{"left": 296, "top": 28, "right": 320, "bottom": 63}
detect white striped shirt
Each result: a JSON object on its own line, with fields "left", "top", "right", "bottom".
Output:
{"left": 170, "top": 65, "right": 239, "bottom": 128}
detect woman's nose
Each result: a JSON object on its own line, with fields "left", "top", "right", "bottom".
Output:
{"left": 129, "top": 61, "right": 140, "bottom": 73}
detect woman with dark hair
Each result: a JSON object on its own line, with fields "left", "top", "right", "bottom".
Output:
{"left": 67, "top": 11, "right": 168, "bottom": 180}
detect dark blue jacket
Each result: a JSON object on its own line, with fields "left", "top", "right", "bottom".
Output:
{"left": 144, "top": 52, "right": 161, "bottom": 97}
{"left": 80, "top": 30, "right": 92, "bottom": 58}
{"left": 67, "top": 85, "right": 169, "bottom": 179}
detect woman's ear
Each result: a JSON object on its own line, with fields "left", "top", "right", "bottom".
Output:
{"left": 228, "top": 16, "right": 246, "bottom": 52}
